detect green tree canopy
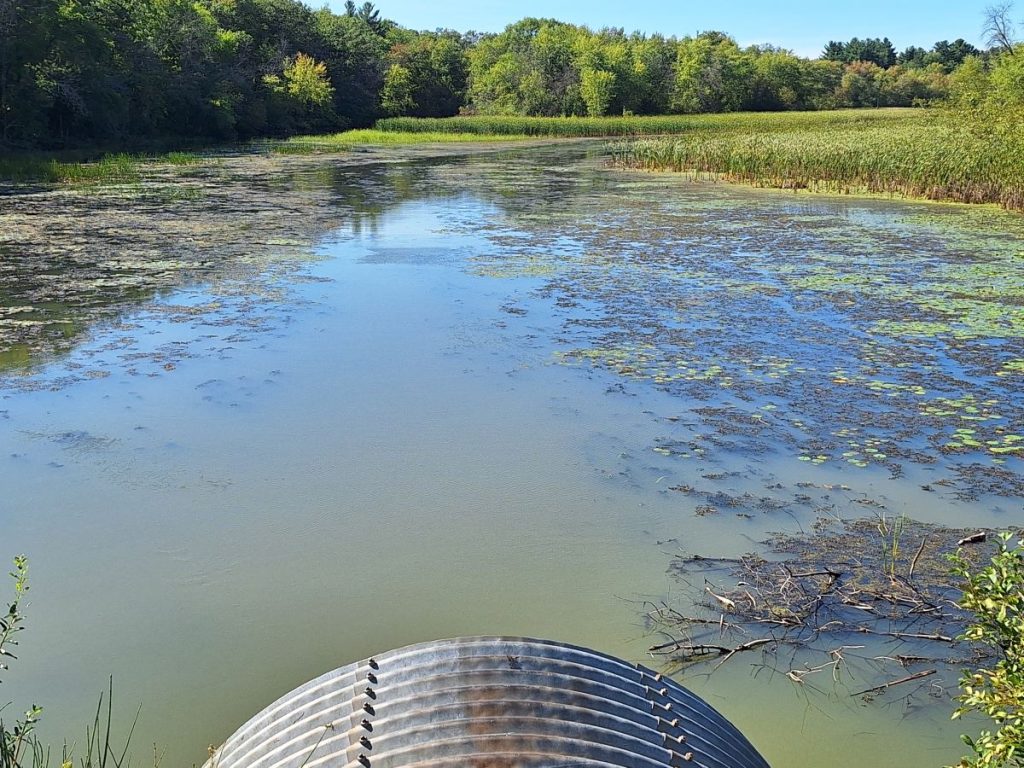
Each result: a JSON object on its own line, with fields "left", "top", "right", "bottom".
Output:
{"left": 823, "top": 37, "right": 897, "bottom": 68}
{"left": 0, "top": 5, "right": 1001, "bottom": 149}
{"left": 671, "top": 33, "right": 753, "bottom": 113}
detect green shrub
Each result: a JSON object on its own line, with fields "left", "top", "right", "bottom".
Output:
{"left": 0, "top": 556, "right": 42, "bottom": 768}
{"left": 950, "top": 533, "right": 1024, "bottom": 768}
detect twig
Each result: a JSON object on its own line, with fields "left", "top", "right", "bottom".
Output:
{"left": 298, "top": 723, "right": 336, "bottom": 768}
{"left": 705, "top": 584, "right": 736, "bottom": 610}
{"left": 908, "top": 533, "right": 929, "bottom": 580}
{"left": 650, "top": 638, "right": 773, "bottom": 659}
{"left": 719, "top": 638, "right": 775, "bottom": 664}
{"left": 851, "top": 669, "right": 936, "bottom": 697}
{"left": 957, "top": 532, "right": 986, "bottom": 546}
{"left": 855, "top": 628, "right": 954, "bottom": 643}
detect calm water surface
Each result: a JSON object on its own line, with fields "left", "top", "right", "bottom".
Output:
{"left": 3, "top": 144, "right": 1023, "bottom": 767}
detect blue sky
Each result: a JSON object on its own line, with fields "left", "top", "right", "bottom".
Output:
{"left": 325, "top": 0, "right": 999, "bottom": 58}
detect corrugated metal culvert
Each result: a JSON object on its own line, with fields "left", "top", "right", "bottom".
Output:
{"left": 205, "top": 636, "right": 770, "bottom": 768}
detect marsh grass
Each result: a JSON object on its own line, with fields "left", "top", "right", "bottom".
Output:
{"left": 272, "top": 128, "right": 534, "bottom": 153}
{"left": 159, "top": 151, "right": 202, "bottom": 166}
{"left": 52, "top": 154, "right": 140, "bottom": 184}
{"left": 609, "top": 110, "right": 1024, "bottom": 211}
{"left": 375, "top": 110, "right": 1024, "bottom": 209}
{"left": 375, "top": 109, "right": 921, "bottom": 137}
{"left": 281, "top": 112, "right": 925, "bottom": 159}
{"left": 0, "top": 151, "right": 202, "bottom": 185}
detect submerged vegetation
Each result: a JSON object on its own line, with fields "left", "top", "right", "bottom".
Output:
{"left": 651, "top": 525, "right": 1024, "bottom": 766}
{"left": 649, "top": 518, "right": 997, "bottom": 682}
{"left": 0, "top": 151, "right": 348, "bottom": 376}
{"left": 4, "top": 140, "right": 1023, "bottom": 763}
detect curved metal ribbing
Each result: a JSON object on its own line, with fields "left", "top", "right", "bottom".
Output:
{"left": 204, "top": 636, "right": 771, "bottom": 768}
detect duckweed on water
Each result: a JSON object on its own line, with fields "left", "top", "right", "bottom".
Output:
{"left": 3, "top": 143, "right": 1022, "bottom": 503}
{"left": 431, "top": 149, "right": 1024, "bottom": 496}
{"left": 0, "top": 154, "right": 359, "bottom": 379}
{"left": 998, "top": 360, "right": 1024, "bottom": 376}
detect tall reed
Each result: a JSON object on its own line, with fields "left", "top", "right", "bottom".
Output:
{"left": 610, "top": 111, "right": 1024, "bottom": 211}
{"left": 375, "top": 109, "right": 922, "bottom": 137}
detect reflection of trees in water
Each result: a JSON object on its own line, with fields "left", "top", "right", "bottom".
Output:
{"left": 0, "top": 156, "right": 354, "bottom": 373}
{"left": 0, "top": 145, "right": 601, "bottom": 373}
{"left": 324, "top": 144, "right": 601, "bottom": 235}
{"left": 0, "top": 140, "right": 703, "bottom": 376}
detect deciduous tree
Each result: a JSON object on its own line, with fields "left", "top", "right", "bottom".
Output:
{"left": 984, "top": 2, "right": 1018, "bottom": 55}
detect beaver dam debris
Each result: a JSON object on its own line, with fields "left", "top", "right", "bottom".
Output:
{"left": 647, "top": 517, "right": 1017, "bottom": 702}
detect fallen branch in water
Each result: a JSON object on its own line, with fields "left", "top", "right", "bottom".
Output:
{"left": 851, "top": 669, "right": 936, "bottom": 697}
{"left": 648, "top": 637, "right": 774, "bottom": 661}
{"left": 645, "top": 517, "right": 1001, "bottom": 705}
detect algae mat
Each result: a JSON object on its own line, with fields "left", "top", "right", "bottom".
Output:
{"left": 445, "top": 149, "right": 1024, "bottom": 501}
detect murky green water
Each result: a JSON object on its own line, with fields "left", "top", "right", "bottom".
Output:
{"left": 2, "top": 144, "right": 1023, "bottom": 767}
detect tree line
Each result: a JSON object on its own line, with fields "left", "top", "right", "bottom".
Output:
{"left": 1, "top": 0, "right": 1021, "bottom": 150}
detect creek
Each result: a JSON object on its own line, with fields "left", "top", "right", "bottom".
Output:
{"left": 2, "top": 143, "right": 1023, "bottom": 767}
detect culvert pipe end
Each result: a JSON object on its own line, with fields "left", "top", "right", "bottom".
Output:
{"left": 204, "top": 636, "right": 770, "bottom": 768}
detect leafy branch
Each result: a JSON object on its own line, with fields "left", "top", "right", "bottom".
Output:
{"left": 0, "top": 555, "right": 28, "bottom": 685}
{"left": 0, "top": 555, "right": 44, "bottom": 768}
{"left": 950, "top": 533, "right": 1024, "bottom": 768}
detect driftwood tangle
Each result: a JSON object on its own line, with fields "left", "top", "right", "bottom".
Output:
{"left": 648, "top": 517, "right": 1008, "bottom": 699}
